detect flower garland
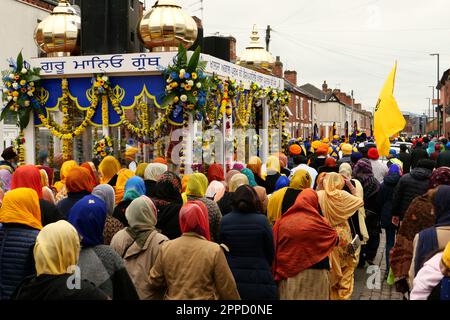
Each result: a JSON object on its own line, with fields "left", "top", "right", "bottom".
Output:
{"left": 162, "top": 44, "right": 209, "bottom": 126}
{"left": 14, "top": 131, "right": 26, "bottom": 166}
{"left": 1, "top": 51, "right": 42, "bottom": 130}
{"left": 93, "top": 136, "right": 113, "bottom": 160}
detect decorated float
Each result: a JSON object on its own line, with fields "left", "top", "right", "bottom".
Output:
{"left": 2, "top": 0, "right": 288, "bottom": 174}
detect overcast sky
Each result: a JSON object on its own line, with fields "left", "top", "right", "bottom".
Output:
{"left": 156, "top": 0, "right": 450, "bottom": 116}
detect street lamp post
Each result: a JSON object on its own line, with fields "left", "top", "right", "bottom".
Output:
{"left": 430, "top": 53, "right": 441, "bottom": 136}
{"left": 429, "top": 85, "right": 436, "bottom": 135}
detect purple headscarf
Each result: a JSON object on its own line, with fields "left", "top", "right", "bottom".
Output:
{"left": 0, "top": 169, "right": 12, "bottom": 192}
{"left": 388, "top": 164, "right": 402, "bottom": 176}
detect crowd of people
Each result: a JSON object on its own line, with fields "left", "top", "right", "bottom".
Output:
{"left": 0, "top": 133, "right": 449, "bottom": 300}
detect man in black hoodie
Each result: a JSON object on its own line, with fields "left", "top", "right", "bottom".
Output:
{"left": 410, "top": 142, "right": 429, "bottom": 169}
{"left": 391, "top": 159, "right": 435, "bottom": 223}
{"left": 398, "top": 144, "right": 412, "bottom": 174}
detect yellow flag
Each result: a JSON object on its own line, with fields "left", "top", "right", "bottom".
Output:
{"left": 374, "top": 62, "right": 406, "bottom": 156}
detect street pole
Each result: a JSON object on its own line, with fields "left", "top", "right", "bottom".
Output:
{"left": 430, "top": 53, "right": 441, "bottom": 136}
{"left": 429, "top": 85, "right": 435, "bottom": 135}
{"left": 426, "top": 98, "right": 431, "bottom": 134}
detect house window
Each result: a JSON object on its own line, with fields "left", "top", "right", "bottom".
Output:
{"left": 296, "top": 97, "right": 300, "bottom": 120}
{"left": 300, "top": 98, "right": 304, "bottom": 120}
{"left": 309, "top": 100, "right": 312, "bottom": 121}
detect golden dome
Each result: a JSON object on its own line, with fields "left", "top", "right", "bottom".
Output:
{"left": 34, "top": 0, "right": 80, "bottom": 57}
{"left": 237, "top": 25, "right": 275, "bottom": 72}
{"left": 138, "top": 0, "right": 198, "bottom": 52}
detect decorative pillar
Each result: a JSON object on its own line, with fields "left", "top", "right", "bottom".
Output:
{"left": 23, "top": 116, "right": 36, "bottom": 165}
{"left": 261, "top": 98, "right": 269, "bottom": 164}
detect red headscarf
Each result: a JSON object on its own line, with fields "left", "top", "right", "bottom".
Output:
{"left": 324, "top": 157, "right": 337, "bottom": 168}
{"left": 80, "top": 162, "right": 100, "bottom": 188}
{"left": 207, "top": 164, "right": 225, "bottom": 183}
{"left": 179, "top": 200, "right": 210, "bottom": 240}
{"left": 273, "top": 188, "right": 338, "bottom": 281}
{"left": 11, "top": 165, "right": 43, "bottom": 199}
{"left": 65, "top": 167, "right": 94, "bottom": 193}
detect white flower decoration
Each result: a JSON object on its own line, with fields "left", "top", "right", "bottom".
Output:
{"left": 180, "top": 95, "right": 188, "bottom": 102}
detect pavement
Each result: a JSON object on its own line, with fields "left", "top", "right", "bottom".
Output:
{"left": 351, "top": 230, "right": 404, "bottom": 300}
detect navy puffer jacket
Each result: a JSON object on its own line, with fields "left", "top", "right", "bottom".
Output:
{"left": 0, "top": 224, "right": 39, "bottom": 300}
{"left": 377, "top": 174, "right": 401, "bottom": 229}
{"left": 219, "top": 211, "right": 277, "bottom": 300}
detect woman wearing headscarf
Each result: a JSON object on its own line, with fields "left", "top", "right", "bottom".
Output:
{"left": 317, "top": 172, "right": 364, "bottom": 300}
{"left": 274, "top": 189, "right": 339, "bottom": 300}
{"left": 148, "top": 201, "right": 240, "bottom": 300}
{"left": 339, "top": 163, "right": 369, "bottom": 265}
{"left": 265, "top": 155, "right": 282, "bottom": 194}
{"left": 0, "top": 188, "right": 42, "bottom": 300}
{"left": 92, "top": 184, "right": 124, "bottom": 245}
{"left": 152, "top": 172, "right": 184, "bottom": 240}
{"left": 114, "top": 169, "right": 135, "bottom": 205}
{"left": 267, "top": 169, "right": 312, "bottom": 225}
{"left": 144, "top": 163, "right": 167, "bottom": 198}
{"left": 80, "top": 162, "right": 100, "bottom": 188}
{"left": 12, "top": 165, "right": 62, "bottom": 226}
{"left": 56, "top": 167, "right": 94, "bottom": 219}
{"left": 153, "top": 157, "right": 168, "bottom": 165}
{"left": 241, "top": 168, "right": 257, "bottom": 187}
{"left": 98, "top": 156, "right": 121, "bottom": 186}
{"left": 135, "top": 163, "right": 149, "bottom": 179}
{"left": 54, "top": 160, "right": 78, "bottom": 193}
{"left": 40, "top": 169, "right": 56, "bottom": 205}
{"left": 377, "top": 164, "right": 402, "bottom": 272}
{"left": 430, "top": 143, "right": 441, "bottom": 161}
{"left": 232, "top": 162, "right": 245, "bottom": 171}
{"left": 220, "top": 185, "right": 277, "bottom": 300}
{"left": 12, "top": 221, "right": 108, "bottom": 300}
{"left": 276, "top": 152, "right": 290, "bottom": 177}
{"left": 217, "top": 173, "right": 249, "bottom": 216}
{"left": 113, "top": 176, "right": 146, "bottom": 227}
{"left": 427, "top": 140, "right": 436, "bottom": 156}
{"left": 207, "top": 163, "right": 225, "bottom": 183}
{"left": 185, "top": 172, "right": 223, "bottom": 242}
{"left": 224, "top": 169, "right": 240, "bottom": 191}
{"left": 254, "top": 186, "right": 269, "bottom": 215}
{"left": 68, "top": 195, "right": 138, "bottom": 300}
{"left": 37, "top": 165, "right": 54, "bottom": 188}
{"left": 206, "top": 180, "right": 226, "bottom": 203}
{"left": 409, "top": 185, "right": 450, "bottom": 288}
{"left": 317, "top": 157, "right": 338, "bottom": 175}
{"left": 110, "top": 196, "right": 168, "bottom": 299}
{"left": 181, "top": 173, "right": 191, "bottom": 203}
{"left": 353, "top": 158, "right": 382, "bottom": 266}
{"left": 247, "top": 156, "right": 266, "bottom": 188}
{"left": 390, "top": 167, "right": 450, "bottom": 295}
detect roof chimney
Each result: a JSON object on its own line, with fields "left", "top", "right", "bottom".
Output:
{"left": 322, "top": 80, "right": 328, "bottom": 92}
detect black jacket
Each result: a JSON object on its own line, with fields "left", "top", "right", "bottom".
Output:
{"left": 155, "top": 203, "right": 183, "bottom": 240}
{"left": 436, "top": 150, "right": 450, "bottom": 168}
{"left": 12, "top": 275, "right": 108, "bottom": 300}
{"left": 39, "top": 199, "right": 63, "bottom": 226}
{"left": 219, "top": 211, "right": 277, "bottom": 300}
{"left": 391, "top": 167, "right": 432, "bottom": 220}
{"left": 398, "top": 151, "right": 412, "bottom": 174}
{"left": 217, "top": 192, "right": 234, "bottom": 216}
{"left": 56, "top": 191, "right": 91, "bottom": 219}
{"left": 377, "top": 174, "right": 401, "bottom": 229}
{"left": 410, "top": 147, "right": 429, "bottom": 169}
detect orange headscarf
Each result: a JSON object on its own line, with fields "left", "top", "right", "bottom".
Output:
{"left": 65, "top": 167, "right": 94, "bottom": 193}
{"left": 153, "top": 157, "right": 168, "bottom": 165}
{"left": 115, "top": 169, "right": 135, "bottom": 204}
{"left": 273, "top": 189, "right": 338, "bottom": 280}
{"left": 0, "top": 188, "right": 42, "bottom": 230}
{"left": 247, "top": 156, "right": 262, "bottom": 177}
{"left": 54, "top": 160, "right": 78, "bottom": 192}
{"left": 181, "top": 174, "right": 191, "bottom": 193}
{"left": 317, "top": 172, "right": 363, "bottom": 226}
{"left": 80, "top": 162, "right": 100, "bottom": 187}
{"left": 99, "top": 156, "right": 121, "bottom": 184}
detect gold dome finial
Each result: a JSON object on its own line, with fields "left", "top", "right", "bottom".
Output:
{"left": 237, "top": 25, "right": 275, "bottom": 74}
{"left": 138, "top": 0, "right": 198, "bottom": 52}
{"left": 34, "top": 0, "right": 80, "bottom": 57}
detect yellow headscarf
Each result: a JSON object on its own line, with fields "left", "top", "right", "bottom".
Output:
{"left": 125, "top": 147, "right": 139, "bottom": 160}
{"left": 317, "top": 173, "right": 363, "bottom": 226}
{"left": 135, "top": 163, "right": 149, "bottom": 179}
{"left": 0, "top": 188, "right": 42, "bottom": 230}
{"left": 99, "top": 156, "right": 121, "bottom": 184}
{"left": 34, "top": 220, "right": 80, "bottom": 276}
{"left": 266, "top": 155, "right": 281, "bottom": 174}
{"left": 185, "top": 173, "right": 208, "bottom": 198}
{"left": 115, "top": 168, "right": 135, "bottom": 204}
{"left": 229, "top": 173, "right": 249, "bottom": 193}
{"left": 247, "top": 156, "right": 262, "bottom": 177}
{"left": 267, "top": 169, "right": 311, "bottom": 225}
{"left": 39, "top": 169, "right": 49, "bottom": 187}
{"left": 181, "top": 174, "right": 192, "bottom": 204}
{"left": 54, "top": 160, "right": 78, "bottom": 192}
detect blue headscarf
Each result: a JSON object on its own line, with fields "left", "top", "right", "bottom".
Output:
{"left": 388, "top": 164, "right": 401, "bottom": 176}
{"left": 123, "top": 176, "right": 146, "bottom": 201}
{"left": 241, "top": 168, "right": 257, "bottom": 187}
{"left": 274, "top": 175, "right": 290, "bottom": 192}
{"left": 68, "top": 195, "right": 107, "bottom": 247}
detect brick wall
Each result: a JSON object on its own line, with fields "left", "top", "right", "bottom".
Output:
{"left": 284, "top": 70, "right": 297, "bottom": 86}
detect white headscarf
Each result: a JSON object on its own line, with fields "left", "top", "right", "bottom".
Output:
{"left": 92, "top": 184, "right": 115, "bottom": 216}
{"left": 144, "top": 163, "right": 168, "bottom": 181}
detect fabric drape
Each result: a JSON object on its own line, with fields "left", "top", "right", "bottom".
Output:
{"left": 55, "top": 160, "right": 78, "bottom": 192}
{"left": 114, "top": 169, "right": 135, "bottom": 204}
{"left": 66, "top": 167, "right": 94, "bottom": 193}
{"left": 11, "top": 165, "right": 43, "bottom": 199}
{"left": 144, "top": 163, "right": 167, "bottom": 182}
{"left": 241, "top": 168, "right": 257, "bottom": 187}
{"left": 207, "top": 164, "right": 225, "bottom": 183}
{"left": 123, "top": 176, "right": 146, "bottom": 201}
{"left": 185, "top": 173, "right": 208, "bottom": 197}
{"left": 228, "top": 174, "right": 249, "bottom": 193}
{"left": 80, "top": 162, "right": 100, "bottom": 187}
{"left": 135, "top": 163, "right": 149, "bottom": 179}
{"left": 92, "top": 184, "right": 115, "bottom": 216}
{"left": 206, "top": 180, "right": 226, "bottom": 202}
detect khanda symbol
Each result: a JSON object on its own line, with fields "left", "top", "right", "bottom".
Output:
{"left": 375, "top": 98, "right": 381, "bottom": 113}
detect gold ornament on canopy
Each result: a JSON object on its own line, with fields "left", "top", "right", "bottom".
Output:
{"left": 34, "top": 0, "right": 81, "bottom": 57}
{"left": 237, "top": 25, "right": 275, "bottom": 73}
{"left": 138, "top": 0, "right": 198, "bottom": 52}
